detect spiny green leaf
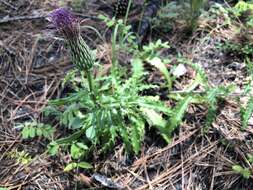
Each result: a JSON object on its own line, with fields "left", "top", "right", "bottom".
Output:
{"left": 141, "top": 108, "right": 167, "bottom": 129}
{"left": 137, "top": 96, "right": 173, "bottom": 116}
{"left": 240, "top": 97, "right": 253, "bottom": 129}
{"left": 130, "top": 116, "right": 145, "bottom": 154}
{"left": 168, "top": 96, "right": 193, "bottom": 135}
{"left": 131, "top": 58, "right": 145, "bottom": 79}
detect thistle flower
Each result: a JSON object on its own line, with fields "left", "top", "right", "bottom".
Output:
{"left": 49, "top": 8, "right": 94, "bottom": 70}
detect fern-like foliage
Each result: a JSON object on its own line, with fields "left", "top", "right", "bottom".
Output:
{"left": 16, "top": 121, "right": 55, "bottom": 139}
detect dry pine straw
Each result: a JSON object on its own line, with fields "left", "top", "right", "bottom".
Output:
{"left": 1, "top": 0, "right": 253, "bottom": 189}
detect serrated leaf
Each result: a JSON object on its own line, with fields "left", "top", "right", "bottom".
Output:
{"left": 130, "top": 116, "right": 145, "bottom": 154}
{"left": 42, "top": 106, "right": 61, "bottom": 117}
{"left": 141, "top": 108, "right": 167, "bottom": 128}
{"left": 131, "top": 58, "right": 144, "bottom": 79}
{"left": 168, "top": 96, "right": 193, "bottom": 135}
{"left": 241, "top": 97, "right": 253, "bottom": 129}
{"left": 137, "top": 97, "right": 172, "bottom": 116}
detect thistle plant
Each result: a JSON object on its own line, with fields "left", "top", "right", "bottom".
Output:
{"left": 50, "top": 8, "right": 96, "bottom": 101}
{"left": 45, "top": 8, "right": 175, "bottom": 159}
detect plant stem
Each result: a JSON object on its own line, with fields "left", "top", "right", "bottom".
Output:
{"left": 124, "top": 0, "right": 132, "bottom": 25}
{"left": 86, "top": 69, "right": 97, "bottom": 104}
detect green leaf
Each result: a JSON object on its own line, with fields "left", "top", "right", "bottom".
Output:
{"left": 247, "top": 154, "right": 253, "bottom": 164}
{"left": 205, "top": 104, "right": 217, "bottom": 129}
{"left": 69, "top": 117, "right": 83, "bottom": 129}
{"left": 70, "top": 143, "right": 88, "bottom": 159}
{"left": 64, "top": 161, "right": 92, "bottom": 172}
{"left": 240, "top": 97, "right": 253, "bottom": 129}
{"left": 42, "top": 106, "right": 61, "bottom": 117}
{"left": 137, "top": 97, "right": 172, "bottom": 116}
{"left": 29, "top": 127, "right": 36, "bottom": 138}
{"left": 64, "top": 162, "right": 78, "bottom": 172}
{"left": 43, "top": 126, "right": 55, "bottom": 138}
{"left": 77, "top": 162, "right": 93, "bottom": 169}
{"left": 168, "top": 96, "right": 193, "bottom": 135}
{"left": 232, "top": 165, "right": 251, "bottom": 179}
{"left": 140, "top": 107, "right": 171, "bottom": 143}
{"left": 47, "top": 142, "right": 59, "bottom": 156}
{"left": 141, "top": 108, "right": 167, "bottom": 129}
{"left": 21, "top": 126, "right": 30, "bottom": 139}
{"left": 36, "top": 128, "right": 43, "bottom": 136}
{"left": 76, "top": 142, "right": 89, "bottom": 150}
{"left": 184, "top": 72, "right": 204, "bottom": 92}
{"left": 55, "top": 129, "right": 85, "bottom": 145}
{"left": 131, "top": 58, "right": 144, "bottom": 79}
{"left": 86, "top": 126, "right": 96, "bottom": 140}
{"left": 147, "top": 57, "right": 172, "bottom": 89}
{"left": 71, "top": 143, "right": 82, "bottom": 159}
{"left": 130, "top": 116, "right": 145, "bottom": 154}
{"left": 119, "top": 125, "right": 131, "bottom": 153}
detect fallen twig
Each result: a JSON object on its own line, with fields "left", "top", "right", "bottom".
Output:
{"left": 0, "top": 15, "right": 46, "bottom": 24}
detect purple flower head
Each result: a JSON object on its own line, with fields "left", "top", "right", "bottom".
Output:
{"left": 49, "top": 8, "right": 80, "bottom": 40}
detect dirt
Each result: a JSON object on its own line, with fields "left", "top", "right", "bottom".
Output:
{"left": 1, "top": 0, "right": 253, "bottom": 189}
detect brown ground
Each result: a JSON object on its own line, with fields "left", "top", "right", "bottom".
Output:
{"left": 1, "top": 0, "right": 253, "bottom": 189}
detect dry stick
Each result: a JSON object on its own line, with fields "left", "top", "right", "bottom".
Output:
{"left": 0, "top": 13, "right": 97, "bottom": 24}
{"left": 25, "top": 36, "right": 40, "bottom": 84}
{"left": 8, "top": 93, "right": 34, "bottom": 122}
{"left": 143, "top": 164, "right": 153, "bottom": 190}
{"left": 35, "top": 78, "right": 57, "bottom": 113}
{"left": 0, "top": 139, "right": 17, "bottom": 161}
{"left": 0, "top": 15, "right": 46, "bottom": 24}
{"left": 179, "top": 127, "right": 185, "bottom": 190}
{"left": 209, "top": 167, "right": 215, "bottom": 190}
